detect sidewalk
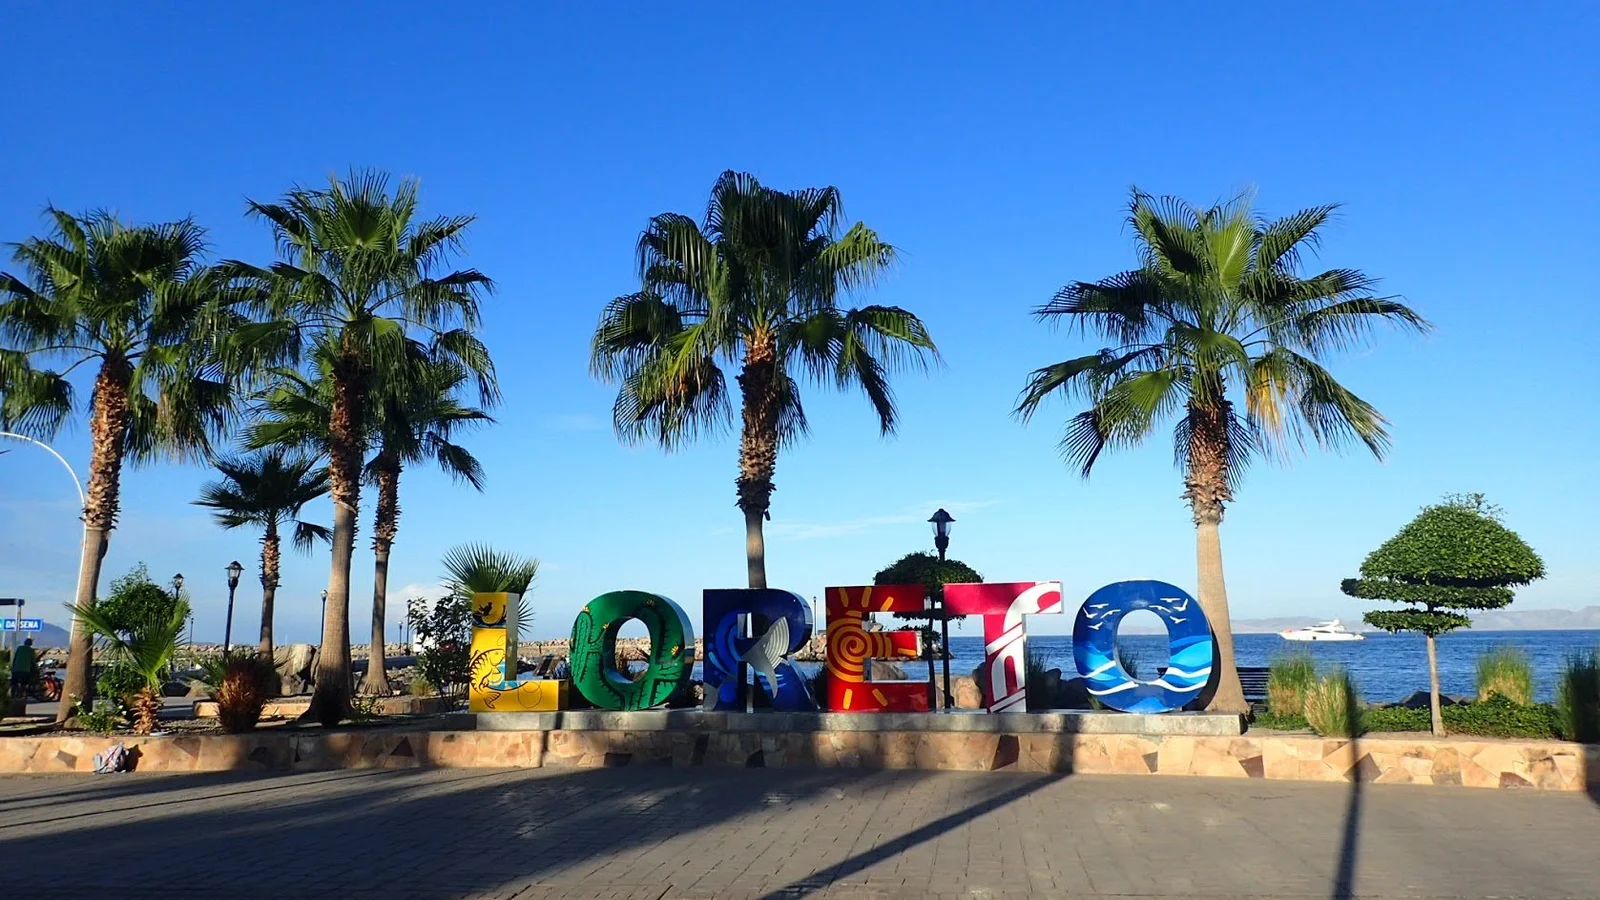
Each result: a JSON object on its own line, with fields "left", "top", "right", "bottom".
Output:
{"left": 2, "top": 766, "right": 1595, "bottom": 898}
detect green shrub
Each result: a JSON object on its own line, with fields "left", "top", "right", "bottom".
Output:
{"left": 0, "top": 647, "right": 10, "bottom": 672}
{"left": 1475, "top": 646, "right": 1534, "bottom": 705}
{"left": 96, "top": 663, "right": 145, "bottom": 705}
{"left": 1251, "top": 710, "right": 1310, "bottom": 731}
{"left": 1304, "top": 669, "right": 1364, "bottom": 737}
{"left": 1267, "top": 652, "right": 1317, "bottom": 717}
{"left": 1363, "top": 705, "right": 1430, "bottom": 732}
{"left": 1024, "top": 644, "right": 1053, "bottom": 711}
{"left": 1556, "top": 649, "right": 1600, "bottom": 743}
{"left": 73, "top": 695, "right": 125, "bottom": 734}
{"left": 407, "top": 671, "right": 433, "bottom": 697}
{"left": 1444, "top": 695, "right": 1560, "bottom": 739}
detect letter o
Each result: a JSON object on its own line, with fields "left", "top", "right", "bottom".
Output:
{"left": 1072, "top": 580, "right": 1215, "bottom": 713}
{"left": 569, "top": 591, "right": 695, "bottom": 710}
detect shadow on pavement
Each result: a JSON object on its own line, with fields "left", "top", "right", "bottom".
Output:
{"left": 754, "top": 771, "right": 1067, "bottom": 900}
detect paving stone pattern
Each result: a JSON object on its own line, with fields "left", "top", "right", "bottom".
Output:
{"left": 3, "top": 767, "right": 1597, "bottom": 899}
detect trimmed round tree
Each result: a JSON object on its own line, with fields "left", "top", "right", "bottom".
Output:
{"left": 1340, "top": 494, "right": 1544, "bottom": 735}
{"left": 874, "top": 552, "right": 982, "bottom": 707}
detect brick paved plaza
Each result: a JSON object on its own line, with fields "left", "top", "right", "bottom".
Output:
{"left": 2, "top": 767, "right": 1596, "bottom": 899}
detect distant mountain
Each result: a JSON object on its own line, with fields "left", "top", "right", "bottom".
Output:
{"left": 1468, "top": 606, "right": 1600, "bottom": 631}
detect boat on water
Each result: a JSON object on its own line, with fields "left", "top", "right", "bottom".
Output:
{"left": 1279, "top": 619, "right": 1365, "bottom": 642}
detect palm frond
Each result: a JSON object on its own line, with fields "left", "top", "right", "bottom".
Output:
{"left": 441, "top": 542, "right": 538, "bottom": 595}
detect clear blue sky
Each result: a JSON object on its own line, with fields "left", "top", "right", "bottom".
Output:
{"left": 2, "top": 3, "right": 1596, "bottom": 644}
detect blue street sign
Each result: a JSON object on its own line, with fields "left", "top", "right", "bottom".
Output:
{"left": 2, "top": 618, "right": 42, "bottom": 631}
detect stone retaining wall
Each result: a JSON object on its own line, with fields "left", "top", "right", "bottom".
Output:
{"left": 3, "top": 727, "right": 1594, "bottom": 790}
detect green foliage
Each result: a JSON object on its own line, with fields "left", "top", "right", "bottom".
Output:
{"left": 442, "top": 542, "right": 539, "bottom": 597}
{"left": 70, "top": 593, "right": 191, "bottom": 694}
{"left": 1556, "top": 649, "right": 1600, "bottom": 743}
{"left": 193, "top": 449, "right": 331, "bottom": 552}
{"left": 407, "top": 593, "right": 473, "bottom": 702}
{"left": 1444, "top": 695, "right": 1560, "bottom": 739}
{"left": 95, "top": 663, "right": 146, "bottom": 705}
{"left": 1344, "top": 495, "right": 1545, "bottom": 639}
{"left": 0, "top": 647, "right": 9, "bottom": 671}
{"left": 1475, "top": 646, "right": 1534, "bottom": 705}
{"left": 590, "top": 170, "right": 937, "bottom": 451}
{"left": 1360, "top": 705, "right": 1429, "bottom": 732}
{"left": 1251, "top": 710, "right": 1309, "bottom": 731}
{"left": 1023, "top": 644, "right": 1053, "bottom": 712}
{"left": 349, "top": 693, "right": 383, "bottom": 722}
{"left": 73, "top": 696, "right": 125, "bottom": 734}
{"left": 1015, "top": 187, "right": 1429, "bottom": 482}
{"left": 1303, "top": 669, "right": 1364, "bottom": 737}
{"left": 1267, "top": 652, "right": 1318, "bottom": 716}
{"left": 97, "top": 564, "right": 182, "bottom": 638}
{"left": 874, "top": 552, "right": 981, "bottom": 623}
{"left": 407, "top": 671, "right": 433, "bottom": 697}
{"left": 0, "top": 209, "right": 241, "bottom": 455}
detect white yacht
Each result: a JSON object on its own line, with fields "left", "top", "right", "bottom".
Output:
{"left": 1279, "top": 619, "right": 1365, "bottom": 642}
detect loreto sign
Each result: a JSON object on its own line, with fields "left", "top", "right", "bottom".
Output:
{"left": 467, "top": 579, "right": 1214, "bottom": 716}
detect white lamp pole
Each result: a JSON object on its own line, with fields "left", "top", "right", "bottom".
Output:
{"left": 1, "top": 433, "right": 89, "bottom": 625}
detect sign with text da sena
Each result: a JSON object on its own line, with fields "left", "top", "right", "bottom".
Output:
{"left": 469, "top": 579, "right": 1216, "bottom": 716}
{"left": 2, "top": 618, "right": 42, "bottom": 631}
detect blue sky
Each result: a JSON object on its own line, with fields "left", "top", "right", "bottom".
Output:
{"left": 1, "top": 3, "right": 1596, "bottom": 644}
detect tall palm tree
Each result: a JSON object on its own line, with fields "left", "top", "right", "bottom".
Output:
{"left": 359, "top": 350, "right": 492, "bottom": 695}
{"left": 193, "top": 449, "right": 332, "bottom": 659}
{"left": 592, "top": 171, "right": 938, "bottom": 587}
{"left": 1016, "top": 188, "right": 1429, "bottom": 713}
{"left": 224, "top": 170, "right": 497, "bottom": 724}
{"left": 0, "top": 210, "right": 237, "bottom": 723}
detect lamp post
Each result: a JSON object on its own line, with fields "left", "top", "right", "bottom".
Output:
{"left": 223, "top": 561, "right": 243, "bottom": 657}
{"left": 320, "top": 590, "right": 327, "bottom": 646}
{"left": 172, "top": 573, "right": 184, "bottom": 598}
{"left": 929, "top": 509, "right": 955, "bottom": 709}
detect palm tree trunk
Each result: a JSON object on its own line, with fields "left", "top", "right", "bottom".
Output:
{"left": 363, "top": 459, "right": 400, "bottom": 696}
{"left": 58, "top": 361, "right": 132, "bottom": 724}
{"left": 258, "top": 525, "right": 280, "bottom": 660}
{"left": 735, "top": 337, "right": 779, "bottom": 590}
{"left": 1426, "top": 633, "right": 1443, "bottom": 736}
{"left": 306, "top": 354, "right": 363, "bottom": 726}
{"left": 1185, "top": 398, "right": 1248, "bottom": 715}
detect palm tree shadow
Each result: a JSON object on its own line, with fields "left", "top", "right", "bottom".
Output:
{"left": 1330, "top": 678, "right": 1365, "bottom": 900}
{"left": 755, "top": 772, "right": 1067, "bottom": 900}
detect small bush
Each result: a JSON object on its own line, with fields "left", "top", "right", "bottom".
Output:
{"left": 214, "top": 654, "right": 276, "bottom": 733}
{"left": 1445, "top": 695, "right": 1560, "bottom": 739}
{"left": 1304, "top": 669, "right": 1364, "bottom": 737}
{"left": 96, "top": 663, "right": 145, "bottom": 706}
{"left": 74, "top": 695, "right": 125, "bottom": 734}
{"left": 1556, "top": 649, "right": 1600, "bottom": 743}
{"left": 1363, "top": 705, "right": 1430, "bottom": 732}
{"left": 1475, "top": 646, "right": 1534, "bottom": 705}
{"left": 1024, "top": 644, "right": 1053, "bottom": 711}
{"left": 1251, "top": 710, "right": 1310, "bottom": 731}
{"left": 407, "top": 672, "right": 433, "bottom": 697}
{"left": 350, "top": 693, "right": 383, "bottom": 722}
{"left": 1267, "top": 652, "right": 1317, "bottom": 717}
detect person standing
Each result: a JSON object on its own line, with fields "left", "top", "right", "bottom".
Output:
{"left": 9, "top": 638, "right": 37, "bottom": 699}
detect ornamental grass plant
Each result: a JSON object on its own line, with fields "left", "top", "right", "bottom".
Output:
{"left": 1556, "top": 649, "right": 1600, "bottom": 743}
{"left": 1267, "top": 652, "right": 1317, "bottom": 717}
{"left": 1475, "top": 646, "right": 1534, "bottom": 705}
{"left": 1303, "top": 669, "right": 1364, "bottom": 738}
{"left": 214, "top": 653, "right": 278, "bottom": 733}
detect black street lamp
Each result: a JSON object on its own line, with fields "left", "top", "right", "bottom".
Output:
{"left": 320, "top": 590, "right": 328, "bottom": 646}
{"left": 171, "top": 573, "right": 184, "bottom": 598}
{"left": 928, "top": 509, "right": 955, "bottom": 708}
{"left": 223, "top": 561, "right": 243, "bottom": 657}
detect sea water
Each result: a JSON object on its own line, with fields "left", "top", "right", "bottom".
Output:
{"left": 943, "top": 630, "right": 1600, "bottom": 704}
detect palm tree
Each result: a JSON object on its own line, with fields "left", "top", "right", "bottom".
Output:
{"left": 359, "top": 350, "right": 492, "bottom": 695}
{"left": 70, "top": 594, "right": 191, "bottom": 734}
{"left": 0, "top": 210, "right": 238, "bottom": 723}
{"left": 591, "top": 171, "right": 938, "bottom": 587}
{"left": 193, "top": 449, "right": 332, "bottom": 660}
{"left": 223, "top": 170, "right": 497, "bottom": 725}
{"left": 1016, "top": 188, "right": 1430, "bottom": 713}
